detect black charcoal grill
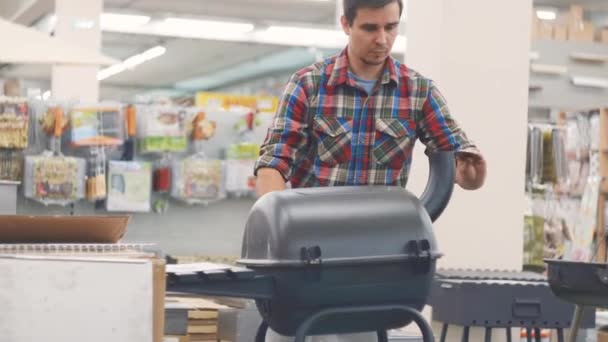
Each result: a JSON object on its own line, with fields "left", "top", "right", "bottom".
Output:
{"left": 167, "top": 152, "right": 456, "bottom": 342}
{"left": 545, "top": 259, "right": 608, "bottom": 342}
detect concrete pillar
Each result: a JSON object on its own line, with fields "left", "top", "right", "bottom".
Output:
{"left": 51, "top": 0, "right": 102, "bottom": 102}
{"left": 400, "top": 1, "right": 533, "bottom": 340}
{"left": 335, "top": 0, "right": 344, "bottom": 29}
{"left": 404, "top": 0, "right": 533, "bottom": 272}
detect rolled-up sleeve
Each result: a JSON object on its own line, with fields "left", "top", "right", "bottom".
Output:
{"left": 254, "top": 74, "right": 310, "bottom": 180}
{"left": 417, "top": 81, "right": 479, "bottom": 155}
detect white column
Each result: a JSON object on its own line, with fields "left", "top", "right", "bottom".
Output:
{"left": 335, "top": 0, "right": 344, "bottom": 29}
{"left": 51, "top": 0, "right": 102, "bottom": 102}
{"left": 405, "top": 0, "right": 533, "bottom": 272}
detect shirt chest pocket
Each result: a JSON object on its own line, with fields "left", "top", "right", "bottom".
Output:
{"left": 374, "top": 118, "right": 413, "bottom": 168}
{"left": 312, "top": 116, "right": 353, "bottom": 165}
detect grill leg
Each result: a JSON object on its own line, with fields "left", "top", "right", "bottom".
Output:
{"left": 557, "top": 328, "right": 565, "bottom": 342}
{"left": 255, "top": 321, "right": 268, "bottom": 342}
{"left": 292, "top": 304, "right": 434, "bottom": 342}
{"left": 461, "top": 326, "right": 470, "bottom": 342}
{"left": 526, "top": 328, "right": 532, "bottom": 342}
{"left": 440, "top": 323, "right": 448, "bottom": 342}
{"left": 568, "top": 305, "right": 585, "bottom": 342}
{"left": 506, "top": 328, "right": 512, "bottom": 342}
{"left": 484, "top": 327, "right": 492, "bottom": 342}
{"left": 377, "top": 330, "right": 389, "bottom": 342}
{"left": 534, "top": 328, "right": 541, "bottom": 342}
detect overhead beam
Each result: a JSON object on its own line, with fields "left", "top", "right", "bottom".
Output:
{"left": 8, "top": 0, "right": 54, "bottom": 26}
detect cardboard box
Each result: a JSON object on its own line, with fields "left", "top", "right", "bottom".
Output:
{"left": 0, "top": 215, "right": 129, "bottom": 243}
{"left": 538, "top": 21, "right": 554, "bottom": 40}
{"left": 569, "top": 21, "right": 595, "bottom": 42}
{"left": 163, "top": 336, "right": 189, "bottom": 342}
{"left": 570, "top": 5, "right": 584, "bottom": 22}
{"left": 600, "top": 29, "right": 608, "bottom": 44}
{"left": 598, "top": 327, "right": 608, "bottom": 342}
{"left": 553, "top": 25, "right": 568, "bottom": 41}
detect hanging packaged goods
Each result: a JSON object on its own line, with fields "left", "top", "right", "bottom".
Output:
{"left": 24, "top": 155, "right": 86, "bottom": 206}
{"left": 106, "top": 161, "right": 152, "bottom": 212}
{"left": 0, "top": 96, "right": 30, "bottom": 149}
{"left": 137, "top": 105, "right": 188, "bottom": 153}
{"left": 171, "top": 156, "right": 224, "bottom": 204}
{"left": 69, "top": 104, "right": 124, "bottom": 147}
{"left": 195, "top": 92, "right": 279, "bottom": 113}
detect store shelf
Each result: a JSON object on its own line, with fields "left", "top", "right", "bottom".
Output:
{"left": 570, "top": 52, "right": 608, "bottom": 64}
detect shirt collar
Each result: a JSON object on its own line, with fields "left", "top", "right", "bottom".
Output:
{"left": 327, "top": 47, "right": 399, "bottom": 88}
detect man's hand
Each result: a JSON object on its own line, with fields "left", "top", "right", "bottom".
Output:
{"left": 255, "top": 168, "right": 287, "bottom": 196}
{"left": 455, "top": 152, "right": 486, "bottom": 190}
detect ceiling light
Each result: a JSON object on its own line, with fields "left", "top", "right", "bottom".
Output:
{"left": 160, "top": 18, "right": 254, "bottom": 34}
{"left": 536, "top": 10, "right": 557, "bottom": 21}
{"left": 259, "top": 26, "right": 346, "bottom": 47}
{"left": 98, "top": 45, "right": 166, "bottom": 81}
{"left": 123, "top": 46, "right": 167, "bottom": 68}
{"left": 98, "top": 64, "right": 127, "bottom": 81}
{"left": 100, "top": 13, "right": 151, "bottom": 29}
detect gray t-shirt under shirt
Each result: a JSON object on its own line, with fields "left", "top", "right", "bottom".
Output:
{"left": 348, "top": 71, "right": 377, "bottom": 95}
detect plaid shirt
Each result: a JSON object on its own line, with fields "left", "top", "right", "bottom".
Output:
{"left": 255, "top": 48, "right": 478, "bottom": 188}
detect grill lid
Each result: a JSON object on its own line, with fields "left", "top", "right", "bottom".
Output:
{"left": 239, "top": 152, "right": 454, "bottom": 268}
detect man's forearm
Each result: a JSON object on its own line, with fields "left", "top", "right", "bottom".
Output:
{"left": 255, "top": 168, "right": 287, "bottom": 196}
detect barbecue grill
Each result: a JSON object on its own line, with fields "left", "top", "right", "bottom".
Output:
{"left": 167, "top": 151, "right": 456, "bottom": 342}
{"left": 545, "top": 259, "right": 608, "bottom": 342}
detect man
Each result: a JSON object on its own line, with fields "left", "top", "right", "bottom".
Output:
{"left": 255, "top": 0, "right": 485, "bottom": 339}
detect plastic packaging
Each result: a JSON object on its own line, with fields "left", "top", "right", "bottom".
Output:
{"left": 0, "top": 96, "right": 30, "bottom": 149}
{"left": 86, "top": 147, "right": 107, "bottom": 202}
{"left": 137, "top": 105, "right": 187, "bottom": 153}
{"left": 171, "top": 154, "right": 225, "bottom": 204}
{"left": 69, "top": 103, "right": 124, "bottom": 147}
{"left": 153, "top": 153, "right": 172, "bottom": 193}
{"left": 23, "top": 154, "right": 86, "bottom": 206}
{"left": 106, "top": 161, "right": 152, "bottom": 212}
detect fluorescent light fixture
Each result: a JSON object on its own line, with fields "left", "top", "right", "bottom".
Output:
{"left": 536, "top": 10, "right": 556, "bottom": 21}
{"left": 100, "top": 13, "right": 150, "bottom": 29}
{"left": 258, "top": 25, "right": 405, "bottom": 53}
{"left": 571, "top": 76, "right": 608, "bottom": 89}
{"left": 259, "top": 26, "right": 347, "bottom": 48}
{"left": 530, "top": 63, "right": 567, "bottom": 75}
{"left": 98, "top": 64, "right": 127, "bottom": 81}
{"left": 98, "top": 45, "right": 166, "bottom": 81}
{"left": 159, "top": 18, "right": 254, "bottom": 34}
{"left": 123, "top": 45, "right": 167, "bottom": 68}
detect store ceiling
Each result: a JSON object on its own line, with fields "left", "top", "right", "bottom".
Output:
{"left": 0, "top": 0, "right": 607, "bottom": 101}
{"left": 0, "top": 0, "right": 342, "bottom": 100}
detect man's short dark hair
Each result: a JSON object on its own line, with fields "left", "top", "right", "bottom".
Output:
{"left": 343, "top": 0, "right": 403, "bottom": 26}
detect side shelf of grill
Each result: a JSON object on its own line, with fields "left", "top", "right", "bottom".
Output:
{"left": 166, "top": 264, "right": 275, "bottom": 300}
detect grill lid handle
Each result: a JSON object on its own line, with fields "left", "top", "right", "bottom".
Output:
{"left": 419, "top": 151, "right": 455, "bottom": 222}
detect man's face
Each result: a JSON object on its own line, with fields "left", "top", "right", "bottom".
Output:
{"left": 341, "top": 2, "right": 400, "bottom": 66}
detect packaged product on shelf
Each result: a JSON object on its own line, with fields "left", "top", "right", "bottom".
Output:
{"left": 138, "top": 105, "right": 188, "bottom": 153}
{"left": 224, "top": 159, "right": 256, "bottom": 195}
{"left": 23, "top": 154, "right": 86, "bottom": 206}
{"left": 106, "top": 161, "right": 152, "bottom": 212}
{"left": 153, "top": 153, "right": 172, "bottom": 193}
{"left": 225, "top": 143, "right": 260, "bottom": 160}
{"left": 171, "top": 155, "right": 225, "bottom": 203}
{"left": 69, "top": 104, "right": 124, "bottom": 147}
{"left": 190, "top": 110, "right": 217, "bottom": 141}
{"left": 40, "top": 105, "right": 69, "bottom": 137}
{"left": 86, "top": 148, "right": 107, "bottom": 202}
{"left": 0, "top": 150, "right": 23, "bottom": 182}
{"left": 0, "top": 96, "right": 30, "bottom": 149}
